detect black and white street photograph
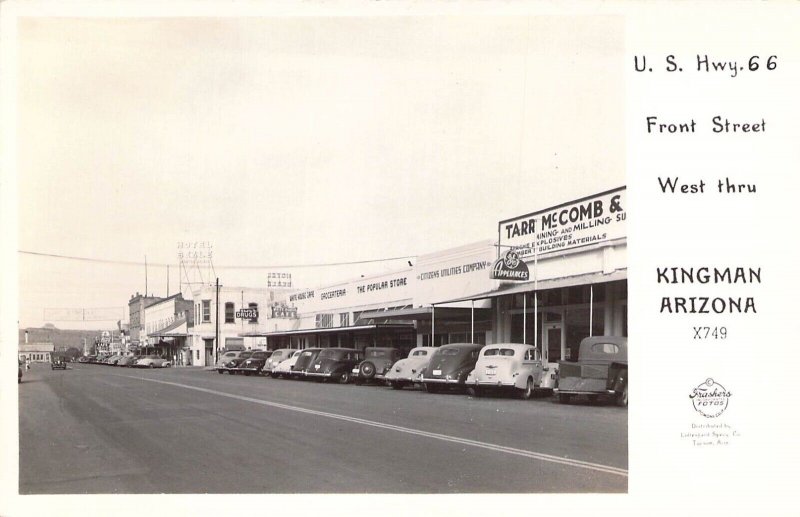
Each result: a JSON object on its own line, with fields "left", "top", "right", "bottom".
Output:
{"left": 5, "top": 4, "right": 629, "bottom": 510}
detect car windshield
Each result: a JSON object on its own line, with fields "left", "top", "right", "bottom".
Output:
{"left": 484, "top": 348, "right": 515, "bottom": 357}
{"left": 300, "top": 351, "right": 314, "bottom": 357}
{"left": 591, "top": 343, "right": 620, "bottom": 354}
{"left": 239, "top": 352, "right": 253, "bottom": 359}
{"left": 440, "top": 348, "right": 462, "bottom": 356}
{"left": 317, "top": 349, "right": 347, "bottom": 360}
{"left": 223, "top": 352, "right": 238, "bottom": 358}
{"left": 251, "top": 352, "right": 269, "bottom": 359}
{"left": 367, "top": 350, "right": 389, "bottom": 358}
{"left": 412, "top": 350, "right": 428, "bottom": 356}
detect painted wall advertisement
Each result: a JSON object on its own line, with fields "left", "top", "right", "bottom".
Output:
{"left": 499, "top": 187, "right": 626, "bottom": 260}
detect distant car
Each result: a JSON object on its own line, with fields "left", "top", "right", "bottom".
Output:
{"left": 106, "top": 355, "right": 123, "bottom": 366}
{"left": 134, "top": 355, "right": 172, "bottom": 368}
{"left": 554, "top": 336, "right": 628, "bottom": 406}
{"left": 290, "top": 348, "right": 324, "bottom": 378}
{"left": 420, "top": 343, "right": 482, "bottom": 393}
{"left": 235, "top": 350, "right": 273, "bottom": 376}
{"left": 51, "top": 358, "right": 68, "bottom": 370}
{"left": 352, "top": 347, "right": 403, "bottom": 385}
{"left": 466, "top": 344, "right": 543, "bottom": 399}
{"left": 263, "top": 348, "right": 295, "bottom": 376}
{"left": 384, "top": 346, "right": 437, "bottom": 390}
{"left": 117, "top": 355, "right": 138, "bottom": 367}
{"left": 19, "top": 360, "right": 23, "bottom": 383}
{"left": 306, "top": 348, "right": 363, "bottom": 383}
{"left": 272, "top": 350, "right": 303, "bottom": 379}
{"left": 77, "top": 356, "right": 91, "bottom": 363}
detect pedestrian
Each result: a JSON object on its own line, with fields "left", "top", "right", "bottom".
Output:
{"left": 25, "top": 357, "right": 31, "bottom": 370}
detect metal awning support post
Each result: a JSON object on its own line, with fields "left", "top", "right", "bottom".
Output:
{"left": 432, "top": 304, "right": 436, "bottom": 346}
{"left": 523, "top": 294, "right": 527, "bottom": 344}
{"left": 589, "top": 284, "right": 594, "bottom": 337}
{"left": 471, "top": 300, "right": 475, "bottom": 343}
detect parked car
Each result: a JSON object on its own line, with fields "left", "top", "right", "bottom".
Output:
{"left": 554, "top": 336, "right": 628, "bottom": 406}
{"left": 290, "top": 348, "right": 324, "bottom": 378}
{"left": 466, "top": 344, "right": 543, "bottom": 399}
{"left": 215, "top": 350, "right": 246, "bottom": 373}
{"left": 234, "top": 350, "right": 273, "bottom": 376}
{"left": 77, "top": 356, "right": 91, "bottom": 363}
{"left": 420, "top": 343, "right": 482, "bottom": 393}
{"left": 51, "top": 358, "right": 68, "bottom": 370}
{"left": 272, "top": 350, "right": 303, "bottom": 379}
{"left": 134, "top": 355, "right": 172, "bottom": 368}
{"left": 216, "top": 351, "right": 252, "bottom": 374}
{"left": 117, "top": 355, "right": 138, "bottom": 367}
{"left": 263, "top": 348, "right": 295, "bottom": 376}
{"left": 306, "top": 348, "right": 363, "bottom": 383}
{"left": 352, "top": 347, "right": 403, "bottom": 385}
{"left": 384, "top": 346, "right": 437, "bottom": 389}
{"left": 106, "top": 355, "right": 124, "bottom": 366}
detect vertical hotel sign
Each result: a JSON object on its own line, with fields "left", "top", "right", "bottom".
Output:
{"left": 499, "top": 187, "right": 626, "bottom": 260}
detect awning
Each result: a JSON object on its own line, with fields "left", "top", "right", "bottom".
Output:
{"left": 358, "top": 306, "right": 491, "bottom": 321}
{"left": 252, "top": 323, "right": 414, "bottom": 338}
{"left": 149, "top": 318, "right": 187, "bottom": 337}
{"left": 436, "top": 269, "right": 627, "bottom": 304}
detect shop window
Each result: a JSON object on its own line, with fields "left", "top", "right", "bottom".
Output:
{"left": 248, "top": 303, "right": 259, "bottom": 323}
{"left": 540, "top": 289, "right": 564, "bottom": 307}
{"left": 202, "top": 300, "right": 211, "bottom": 322}
{"left": 339, "top": 312, "right": 350, "bottom": 327}
{"left": 565, "top": 307, "right": 604, "bottom": 361}
{"left": 316, "top": 313, "right": 333, "bottom": 328}
{"left": 225, "top": 302, "right": 235, "bottom": 323}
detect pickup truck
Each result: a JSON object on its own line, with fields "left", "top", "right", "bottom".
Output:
{"left": 554, "top": 336, "right": 627, "bottom": 406}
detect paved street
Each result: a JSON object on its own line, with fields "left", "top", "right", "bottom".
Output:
{"left": 19, "top": 363, "right": 627, "bottom": 494}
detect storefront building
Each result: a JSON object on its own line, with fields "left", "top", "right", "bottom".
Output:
{"left": 19, "top": 343, "right": 55, "bottom": 363}
{"left": 262, "top": 187, "right": 627, "bottom": 377}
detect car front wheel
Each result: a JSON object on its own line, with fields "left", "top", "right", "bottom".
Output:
{"left": 338, "top": 371, "right": 350, "bottom": 384}
{"left": 617, "top": 385, "right": 628, "bottom": 407}
{"left": 519, "top": 378, "right": 534, "bottom": 400}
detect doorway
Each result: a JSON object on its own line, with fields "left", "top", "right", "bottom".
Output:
{"left": 543, "top": 322, "right": 563, "bottom": 364}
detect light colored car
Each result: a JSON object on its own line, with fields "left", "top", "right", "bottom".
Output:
{"left": 272, "top": 350, "right": 303, "bottom": 378}
{"left": 215, "top": 350, "right": 245, "bottom": 370}
{"left": 263, "top": 348, "right": 295, "bottom": 375}
{"left": 134, "top": 355, "right": 172, "bottom": 368}
{"left": 384, "top": 346, "right": 437, "bottom": 390}
{"left": 466, "top": 343, "right": 543, "bottom": 399}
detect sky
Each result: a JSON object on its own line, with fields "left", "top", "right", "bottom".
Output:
{"left": 16, "top": 16, "right": 623, "bottom": 329}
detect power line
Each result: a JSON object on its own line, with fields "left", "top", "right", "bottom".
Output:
{"left": 19, "top": 250, "right": 416, "bottom": 269}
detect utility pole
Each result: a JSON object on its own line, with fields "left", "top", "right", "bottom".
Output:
{"left": 145, "top": 255, "right": 148, "bottom": 296}
{"left": 166, "top": 265, "right": 169, "bottom": 297}
{"left": 215, "top": 277, "right": 220, "bottom": 365}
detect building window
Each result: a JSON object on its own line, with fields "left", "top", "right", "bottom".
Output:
{"left": 248, "top": 303, "right": 258, "bottom": 323}
{"left": 196, "top": 349, "right": 200, "bottom": 360}
{"left": 225, "top": 302, "right": 235, "bottom": 324}
{"left": 202, "top": 300, "right": 211, "bottom": 322}
{"left": 315, "top": 313, "right": 333, "bottom": 328}
{"left": 339, "top": 312, "right": 350, "bottom": 327}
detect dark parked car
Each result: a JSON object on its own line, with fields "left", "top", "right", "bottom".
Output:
{"left": 353, "top": 347, "right": 403, "bottom": 385}
{"left": 290, "top": 348, "right": 324, "bottom": 378}
{"left": 234, "top": 350, "right": 273, "bottom": 376}
{"left": 554, "top": 336, "right": 628, "bottom": 406}
{"left": 51, "top": 358, "right": 67, "bottom": 370}
{"left": 306, "top": 348, "right": 363, "bottom": 383}
{"left": 218, "top": 351, "right": 253, "bottom": 374}
{"left": 420, "top": 343, "right": 482, "bottom": 393}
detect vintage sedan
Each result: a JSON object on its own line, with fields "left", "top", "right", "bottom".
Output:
{"left": 466, "top": 344, "right": 543, "bottom": 399}
{"left": 106, "top": 355, "right": 124, "bottom": 366}
{"left": 215, "top": 350, "right": 246, "bottom": 373}
{"left": 420, "top": 343, "right": 482, "bottom": 393}
{"left": 51, "top": 358, "right": 68, "bottom": 370}
{"left": 262, "top": 348, "right": 295, "bottom": 376}
{"left": 218, "top": 351, "right": 254, "bottom": 374}
{"left": 134, "top": 355, "right": 172, "bottom": 368}
{"left": 234, "top": 350, "right": 273, "bottom": 376}
{"left": 384, "top": 346, "right": 437, "bottom": 390}
{"left": 117, "top": 355, "right": 138, "bottom": 367}
{"left": 554, "top": 336, "right": 628, "bottom": 406}
{"left": 290, "top": 348, "right": 324, "bottom": 378}
{"left": 306, "top": 348, "right": 363, "bottom": 383}
{"left": 352, "top": 347, "right": 403, "bottom": 385}
{"left": 272, "top": 350, "right": 303, "bottom": 379}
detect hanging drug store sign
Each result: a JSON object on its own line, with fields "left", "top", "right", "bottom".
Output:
{"left": 235, "top": 308, "right": 259, "bottom": 320}
{"left": 499, "top": 187, "right": 626, "bottom": 259}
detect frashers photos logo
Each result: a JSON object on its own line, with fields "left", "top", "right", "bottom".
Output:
{"left": 689, "top": 378, "right": 731, "bottom": 418}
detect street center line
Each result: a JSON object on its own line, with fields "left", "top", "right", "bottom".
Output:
{"left": 118, "top": 374, "right": 628, "bottom": 478}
